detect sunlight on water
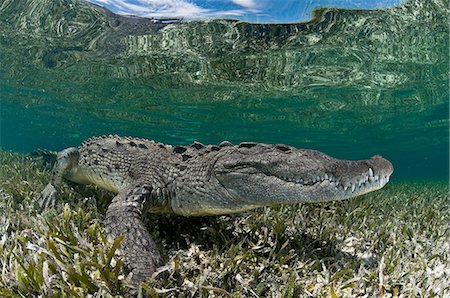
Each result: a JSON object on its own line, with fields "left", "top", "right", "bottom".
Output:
{"left": 0, "top": 0, "right": 448, "bottom": 182}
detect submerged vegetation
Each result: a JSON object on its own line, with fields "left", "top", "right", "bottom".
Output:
{"left": 0, "top": 150, "right": 448, "bottom": 297}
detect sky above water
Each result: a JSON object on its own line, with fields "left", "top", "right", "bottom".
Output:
{"left": 86, "top": 0, "right": 404, "bottom": 23}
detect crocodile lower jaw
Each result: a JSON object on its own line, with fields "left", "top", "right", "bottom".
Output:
{"left": 281, "top": 167, "right": 391, "bottom": 195}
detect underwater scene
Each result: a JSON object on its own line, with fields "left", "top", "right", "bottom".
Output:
{"left": 0, "top": 0, "right": 448, "bottom": 297}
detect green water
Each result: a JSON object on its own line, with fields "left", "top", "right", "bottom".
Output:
{"left": 0, "top": 0, "right": 448, "bottom": 182}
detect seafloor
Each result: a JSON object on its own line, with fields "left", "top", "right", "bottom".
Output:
{"left": 0, "top": 150, "right": 448, "bottom": 297}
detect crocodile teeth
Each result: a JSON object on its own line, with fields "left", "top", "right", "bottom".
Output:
{"left": 351, "top": 184, "right": 356, "bottom": 192}
{"left": 368, "top": 168, "right": 374, "bottom": 177}
{"left": 324, "top": 173, "right": 329, "bottom": 180}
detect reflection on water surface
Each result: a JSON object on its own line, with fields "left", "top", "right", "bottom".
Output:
{"left": 0, "top": 0, "right": 448, "bottom": 181}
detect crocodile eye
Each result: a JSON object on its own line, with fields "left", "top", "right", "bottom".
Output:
{"left": 275, "top": 144, "right": 291, "bottom": 152}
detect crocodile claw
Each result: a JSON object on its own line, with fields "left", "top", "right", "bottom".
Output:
{"left": 38, "top": 184, "right": 58, "bottom": 210}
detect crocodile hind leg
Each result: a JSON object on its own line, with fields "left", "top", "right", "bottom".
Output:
{"left": 105, "top": 183, "right": 164, "bottom": 293}
{"left": 38, "top": 147, "right": 79, "bottom": 209}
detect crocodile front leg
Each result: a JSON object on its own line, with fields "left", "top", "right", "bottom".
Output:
{"left": 105, "top": 183, "right": 164, "bottom": 293}
{"left": 38, "top": 147, "right": 79, "bottom": 209}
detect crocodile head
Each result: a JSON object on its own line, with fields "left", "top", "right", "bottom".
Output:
{"left": 213, "top": 143, "right": 394, "bottom": 206}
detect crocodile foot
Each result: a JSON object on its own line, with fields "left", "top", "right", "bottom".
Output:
{"left": 38, "top": 183, "right": 58, "bottom": 209}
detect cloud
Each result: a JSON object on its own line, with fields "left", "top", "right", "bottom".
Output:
{"left": 134, "top": 0, "right": 207, "bottom": 18}
{"left": 87, "top": 0, "right": 253, "bottom": 20}
{"left": 231, "top": 0, "right": 258, "bottom": 9}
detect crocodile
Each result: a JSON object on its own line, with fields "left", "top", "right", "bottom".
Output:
{"left": 38, "top": 135, "right": 394, "bottom": 291}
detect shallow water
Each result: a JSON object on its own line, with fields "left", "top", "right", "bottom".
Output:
{"left": 0, "top": 0, "right": 448, "bottom": 182}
